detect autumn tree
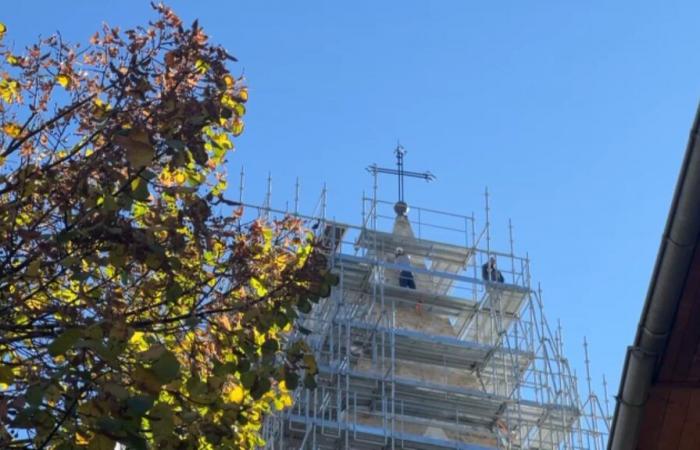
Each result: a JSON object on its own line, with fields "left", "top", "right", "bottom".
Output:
{"left": 0, "top": 5, "right": 333, "bottom": 449}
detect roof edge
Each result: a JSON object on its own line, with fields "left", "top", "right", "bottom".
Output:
{"left": 608, "top": 103, "right": 700, "bottom": 449}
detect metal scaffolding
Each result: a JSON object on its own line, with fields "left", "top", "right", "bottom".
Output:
{"left": 253, "top": 171, "right": 608, "bottom": 450}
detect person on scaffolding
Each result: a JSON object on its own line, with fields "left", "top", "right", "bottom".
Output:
{"left": 395, "top": 247, "right": 423, "bottom": 314}
{"left": 394, "top": 247, "right": 416, "bottom": 290}
{"left": 482, "top": 256, "right": 505, "bottom": 283}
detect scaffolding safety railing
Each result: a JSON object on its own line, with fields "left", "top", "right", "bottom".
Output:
{"left": 248, "top": 192, "right": 610, "bottom": 450}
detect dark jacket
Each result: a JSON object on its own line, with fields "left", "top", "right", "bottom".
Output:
{"left": 482, "top": 262, "right": 504, "bottom": 283}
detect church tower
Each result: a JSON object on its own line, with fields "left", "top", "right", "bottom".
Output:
{"left": 262, "top": 148, "right": 608, "bottom": 449}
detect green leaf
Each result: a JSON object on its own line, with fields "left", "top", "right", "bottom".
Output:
{"left": 296, "top": 298, "right": 311, "bottom": 314}
{"left": 185, "top": 376, "right": 207, "bottom": 398}
{"left": 99, "top": 193, "right": 118, "bottom": 212}
{"left": 212, "top": 360, "right": 236, "bottom": 377}
{"left": 284, "top": 371, "right": 299, "bottom": 391}
{"left": 125, "top": 395, "right": 155, "bottom": 417}
{"left": 123, "top": 434, "right": 148, "bottom": 450}
{"left": 145, "top": 253, "right": 162, "bottom": 270}
{"left": 85, "top": 324, "right": 104, "bottom": 340}
{"left": 318, "top": 283, "right": 331, "bottom": 298}
{"left": 165, "top": 282, "right": 183, "bottom": 302}
{"left": 324, "top": 272, "right": 339, "bottom": 286}
{"left": 126, "top": 144, "right": 154, "bottom": 169}
{"left": 149, "top": 403, "right": 175, "bottom": 437}
{"left": 261, "top": 339, "right": 279, "bottom": 357}
{"left": 139, "top": 344, "right": 166, "bottom": 361}
{"left": 103, "top": 382, "right": 129, "bottom": 400}
{"left": 96, "top": 417, "right": 123, "bottom": 435}
{"left": 26, "top": 259, "right": 40, "bottom": 277}
{"left": 240, "top": 371, "right": 256, "bottom": 389}
{"left": 0, "top": 365, "right": 14, "bottom": 384}
{"left": 48, "top": 328, "right": 82, "bottom": 357}
{"left": 303, "top": 373, "right": 317, "bottom": 390}
{"left": 165, "top": 139, "right": 185, "bottom": 151}
{"left": 88, "top": 434, "right": 116, "bottom": 450}
{"left": 130, "top": 178, "right": 149, "bottom": 202}
{"left": 303, "top": 354, "right": 318, "bottom": 375}
{"left": 250, "top": 376, "right": 271, "bottom": 400}
{"left": 82, "top": 339, "right": 123, "bottom": 365}
{"left": 26, "top": 384, "right": 45, "bottom": 406}
{"left": 151, "top": 350, "right": 180, "bottom": 383}
{"left": 132, "top": 366, "right": 163, "bottom": 395}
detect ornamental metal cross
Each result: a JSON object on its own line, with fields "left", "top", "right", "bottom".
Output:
{"left": 366, "top": 143, "right": 435, "bottom": 205}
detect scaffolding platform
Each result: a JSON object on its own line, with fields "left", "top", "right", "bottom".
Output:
{"left": 315, "top": 366, "right": 578, "bottom": 435}
{"left": 283, "top": 415, "right": 499, "bottom": 450}
{"left": 263, "top": 194, "right": 609, "bottom": 450}
{"left": 337, "top": 320, "right": 533, "bottom": 372}
{"left": 357, "top": 228, "right": 473, "bottom": 268}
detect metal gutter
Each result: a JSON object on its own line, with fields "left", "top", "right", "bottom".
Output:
{"left": 608, "top": 104, "right": 700, "bottom": 450}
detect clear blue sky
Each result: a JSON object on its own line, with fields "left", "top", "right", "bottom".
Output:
{"left": 8, "top": 1, "right": 699, "bottom": 412}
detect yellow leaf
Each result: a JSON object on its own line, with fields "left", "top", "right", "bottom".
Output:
{"left": 210, "top": 132, "right": 232, "bottom": 150}
{"left": 262, "top": 227, "right": 273, "bottom": 251}
{"left": 231, "top": 118, "right": 244, "bottom": 137}
{"left": 0, "top": 79, "right": 20, "bottom": 103}
{"left": 228, "top": 384, "right": 244, "bottom": 403}
{"left": 75, "top": 432, "right": 90, "bottom": 445}
{"left": 0, "top": 23, "right": 6, "bottom": 39}
{"left": 275, "top": 392, "right": 292, "bottom": 410}
{"left": 3, "top": 122, "right": 20, "bottom": 138}
{"left": 221, "top": 94, "right": 236, "bottom": 110}
{"left": 56, "top": 74, "right": 71, "bottom": 89}
{"left": 223, "top": 74, "right": 234, "bottom": 89}
{"left": 250, "top": 278, "right": 267, "bottom": 297}
{"left": 236, "top": 87, "right": 249, "bottom": 103}
{"left": 6, "top": 54, "right": 18, "bottom": 65}
{"left": 174, "top": 171, "right": 186, "bottom": 185}
{"left": 129, "top": 331, "right": 149, "bottom": 352}
{"left": 253, "top": 327, "right": 265, "bottom": 346}
{"left": 194, "top": 59, "right": 210, "bottom": 74}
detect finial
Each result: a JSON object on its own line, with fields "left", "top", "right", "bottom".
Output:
{"left": 365, "top": 144, "right": 434, "bottom": 216}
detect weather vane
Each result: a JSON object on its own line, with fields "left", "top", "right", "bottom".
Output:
{"left": 366, "top": 142, "right": 435, "bottom": 215}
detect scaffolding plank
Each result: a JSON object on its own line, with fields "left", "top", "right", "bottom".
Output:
{"left": 340, "top": 319, "right": 534, "bottom": 373}
{"left": 460, "top": 287, "right": 528, "bottom": 344}
{"left": 357, "top": 228, "right": 473, "bottom": 267}
{"left": 316, "top": 366, "right": 578, "bottom": 434}
{"left": 284, "top": 414, "right": 499, "bottom": 450}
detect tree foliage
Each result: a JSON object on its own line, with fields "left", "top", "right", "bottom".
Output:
{"left": 0, "top": 5, "right": 333, "bottom": 449}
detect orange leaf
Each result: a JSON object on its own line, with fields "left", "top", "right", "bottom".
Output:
{"left": 3, "top": 122, "right": 21, "bottom": 138}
